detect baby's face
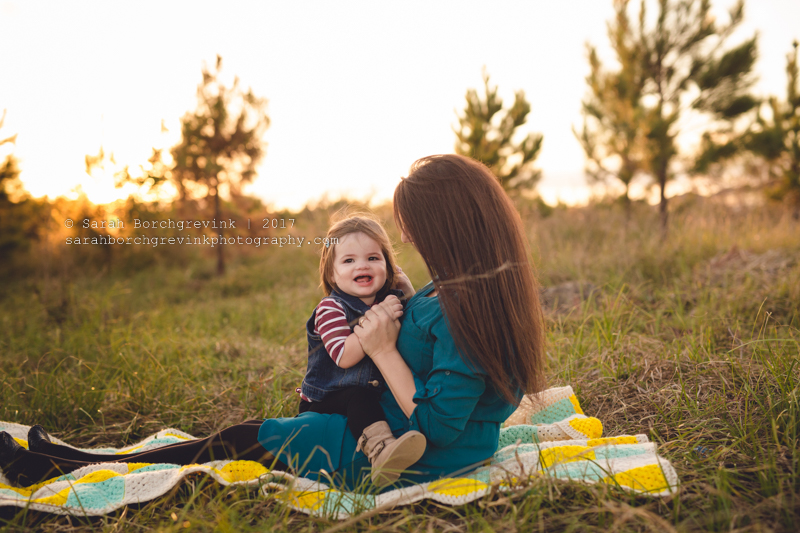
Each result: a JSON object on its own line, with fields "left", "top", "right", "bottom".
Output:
{"left": 331, "top": 232, "right": 387, "bottom": 305}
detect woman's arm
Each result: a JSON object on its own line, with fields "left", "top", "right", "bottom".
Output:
{"left": 368, "top": 347, "right": 418, "bottom": 418}
{"left": 357, "top": 298, "right": 488, "bottom": 448}
{"left": 359, "top": 299, "right": 489, "bottom": 447}
{"left": 354, "top": 302, "right": 418, "bottom": 418}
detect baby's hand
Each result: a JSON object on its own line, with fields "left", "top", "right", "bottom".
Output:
{"left": 379, "top": 294, "right": 404, "bottom": 320}
{"left": 394, "top": 266, "right": 416, "bottom": 297}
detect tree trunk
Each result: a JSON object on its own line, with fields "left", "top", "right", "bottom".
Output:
{"left": 658, "top": 164, "right": 668, "bottom": 240}
{"left": 623, "top": 183, "right": 632, "bottom": 222}
{"left": 214, "top": 180, "right": 225, "bottom": 276}
{"left": 654, "top": 58, "right": 669, "bottom": 241}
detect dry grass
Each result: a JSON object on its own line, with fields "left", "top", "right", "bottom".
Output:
{"left": 0, "top": 198, "right": 798, "bottom": 532}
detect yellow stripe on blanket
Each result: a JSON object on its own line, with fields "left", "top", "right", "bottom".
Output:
{"left": 32, "top": 487, "right": 71, "bottom": 506}
{"left": 587, "top": 436, "right": 639, "bottom": 446}
{"left": 126, "top": 463, "right": 154, "bottom": 473}
{"left": 604, "top": 464, "right": 670, "bottom": 493}
{"left": 1, "top": 472, "right": 71, "bottom": 496}
{"left": 74, "top": 470, "right": 121, "bottom": 484}
{"left": 217, "top": 461, "right": 271, "bottom": 482}
{"left": 429, "top": 477, "right": 490, "bottom": 497}
{"left": 568, "top": 394, "right": 584, "bottom": 415}
{"left": 163, "top": 433, "right": 191, "bottom": 440}
{"left": 540, "top": 445, "right": 596, "bottom": 468}
{"left": 282, "top": 489, "right": 328, "bottom": 512}
{"left": 116, "top": 444, "right": 145, "bottom": 454}
{"left": 0, "top": 483, "right": 34, "bottom": 497}
{"left": 568, "top": 417, "right": 603, "bottom": 438}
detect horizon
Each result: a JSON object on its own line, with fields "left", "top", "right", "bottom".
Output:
{"left": 1, "top": 0, "right": 798, "bottom": 210}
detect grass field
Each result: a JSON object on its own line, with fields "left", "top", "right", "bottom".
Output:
{"left": 0, "top": 199, "right": 798, "bottom": 532}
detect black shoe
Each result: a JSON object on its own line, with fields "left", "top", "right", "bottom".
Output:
{"left": 27, "top": 425, "right": 52, "bottom": 453}
{"left": 0, "top": 431, "right": 22, "bottom": 469}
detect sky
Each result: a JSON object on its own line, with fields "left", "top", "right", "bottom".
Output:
{"left": 1, "top": 0, "right": 798, "bottom": 210}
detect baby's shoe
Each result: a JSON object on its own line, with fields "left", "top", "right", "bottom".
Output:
{"left": 357, "top": 422, "right": 426, "bottom": 487}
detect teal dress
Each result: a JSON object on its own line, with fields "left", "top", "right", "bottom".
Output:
{"left": 258, "top": 282, "right": 519, "bottom": 488}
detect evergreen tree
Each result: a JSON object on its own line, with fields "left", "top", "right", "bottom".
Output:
{"left": 0, "top": 109, "right": 19, "bottom": 203}
{"left": 746, "top": 41, "right": 800, "bottom": 217}
{"left": 0, "top": 110, "right": 48, "bottom": 260}
{"left": 84, "top": 146, "right": 134, "bottom": 190}
{"left": 454, "top": 70, "right": 543, "bottom": 194}
{"left": 637, "top": 0, "right": 757, "bottom": 235}
{"left": 85, "top": 145, "right": 173, "bottom": 201}
{"left": 171, "top": 56, "right": 269, "bottom": 275}
{"left": 0, "top": 109, "right": 25, "bottom": 254}
{"left": 575, "top": 0, "right": 648, "bottom": 214}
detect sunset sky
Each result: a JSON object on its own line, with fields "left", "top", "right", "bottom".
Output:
{"left": 1, "top": 0, "right": 798, "bottom": 210}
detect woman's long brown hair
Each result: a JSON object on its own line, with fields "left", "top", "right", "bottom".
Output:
{"left": 393, "top": 154, "right": 546, "bottom": 404}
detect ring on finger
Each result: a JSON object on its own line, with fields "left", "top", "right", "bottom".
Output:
{"left": 358, "top": 317, "right": 366, "bottom": 327}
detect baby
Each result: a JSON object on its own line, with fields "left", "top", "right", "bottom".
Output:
{"left": 297, "top": 215, "right": 425, "bottom": 486}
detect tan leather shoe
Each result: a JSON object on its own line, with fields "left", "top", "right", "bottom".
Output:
{"left": 357, "top": 421, "right": 426, "bottom": 487}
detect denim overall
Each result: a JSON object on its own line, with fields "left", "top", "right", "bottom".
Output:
{"left": 300, "top": 289, "right": 403, "bottom": 402}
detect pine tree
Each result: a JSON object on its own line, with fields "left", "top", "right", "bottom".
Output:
{"left": 746, "top": 41, "right": 800, "bottom": 217}
{"left": 454, "top": 70, "right": 543, "bottom": 194}
{"left": 0, "top": 109, "right": 24, "bottom": 253}
{"left": 0, "top": 110, "right": 47, "bottom": 259}
{"left": 0, "top": 109, "right": 19, "bottom": 204}
{"left": 638, "top": 0, "right": 757, "bottom": 235}
{"left": 171, "top": 56, "right": 269, "bottom": 275}
{"left": 575, "top": 0, "right": 649, "bottom": 215}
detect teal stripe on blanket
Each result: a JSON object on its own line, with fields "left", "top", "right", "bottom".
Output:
{"left": 529, "top": 398, "right": 576, "bottom": 425}
{"left": 129, "top": 464, "right": 180, "bottom": 474}
{"left": 497, "top": 425, "right": 539, "bottom": 448}
{"left": 65, "top": 477, "right": 126, "bottom": 510}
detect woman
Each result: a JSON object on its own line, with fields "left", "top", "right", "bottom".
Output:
{"left": 0, "top": 154, "right": 546, "bottom": 489}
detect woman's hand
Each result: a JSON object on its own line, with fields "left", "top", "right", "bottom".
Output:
{"left": 354, "top": 301, "right": 401, "bottom": 362}
{"left": 355, "top": 302, "right": 418, "bottom": 418}
{"left": 394, "top": 266, "right": 416, "bottom": 298}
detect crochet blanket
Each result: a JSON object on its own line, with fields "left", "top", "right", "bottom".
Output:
{"left": 0, "top": 386, "right": 678, "bottom": 518}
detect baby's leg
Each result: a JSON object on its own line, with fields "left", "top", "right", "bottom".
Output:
{"left": 346, "top": 388, "right": 425, "bottom": 487}
{"left": 342, "top": 388, "right": 385, "bottom": 440}
{"left": 299, "top": 388, "right": 384, "bottom": 440}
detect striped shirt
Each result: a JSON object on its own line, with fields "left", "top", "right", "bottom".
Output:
{"left": 313, "top": 298, "right": 352, "bottom": 365}
{"left": 297, "top": 297, "right": 359, "bottom": 402}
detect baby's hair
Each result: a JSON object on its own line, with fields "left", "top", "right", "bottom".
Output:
{"left": 320, "top": 214, "right": 398, "bottom": 298}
